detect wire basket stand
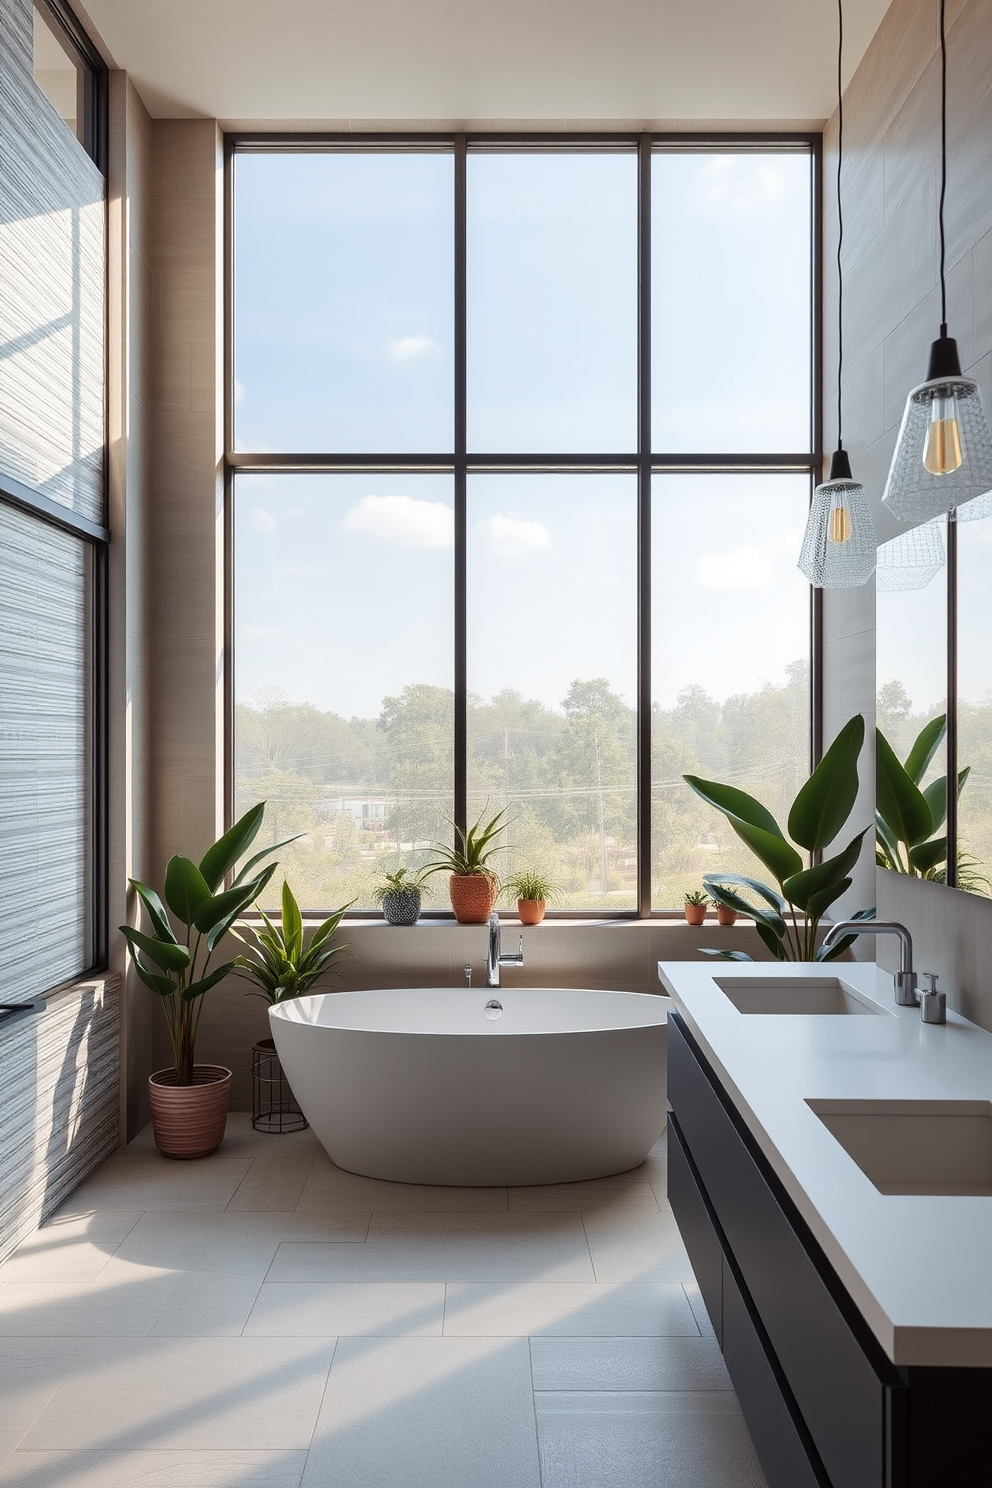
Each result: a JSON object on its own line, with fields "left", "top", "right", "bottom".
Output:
{"left": 251, "top": 1038, "right": 308, "bottom": 1133}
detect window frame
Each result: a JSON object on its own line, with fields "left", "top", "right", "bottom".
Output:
{"left": 225, "top": 130, "right": 823, "bottom": 918}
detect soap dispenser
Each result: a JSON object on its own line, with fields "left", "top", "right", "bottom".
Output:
{"left": 919, "top": 973, "right": 946, "bottom": 1025}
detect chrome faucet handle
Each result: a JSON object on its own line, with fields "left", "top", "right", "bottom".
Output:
{"left": 894, "top": 969, "right": 919, "bottom": 1007}
{"left": 464, "top": 963, "right": 473, "bottom": 987}
{"left": 920, "top": 972, "right": 946, "bottom": 1024}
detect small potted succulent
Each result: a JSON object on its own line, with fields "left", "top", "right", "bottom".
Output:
{"left": 709, "top": 885, "right": 739, "bottom": 926}
{"left": 683, "top": 888, "right": 709, "bottom": 926}
{"left": 500, "top": 869, "right": 558, "bottom": 925}
{"left": 373, "top": 867, "right": 428, "bottom": 926}
{"left": 424, "top": 807, "right": 509, "bottom": 923}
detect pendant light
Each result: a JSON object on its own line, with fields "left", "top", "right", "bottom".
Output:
{"left": 798, "top": 0, "right": 876, "bottom": 588}
{"left": 875, "top": 520, "right": 946, "bottom": 591}
{"left": 881, "top": 0, "right": 992, "bottom": 523}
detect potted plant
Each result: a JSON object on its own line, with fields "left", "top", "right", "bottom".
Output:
{"left": 500, "top": 869, "right": 558, "bottom": 925}
{"left": 684, "top": 713, "right": 873, "bottom": 961}
{"left": 709, "top": 886, "right": 738, "bottom": 926}
{"left": 373, "top": 867, "right": 428, "bottom": 926}
{"left": 120, "top": 802, "right": 293, "bottom": 1159}
{"left": 683, "top": 889, "right": 709, "bottom": 926}
{"left": 424, "top": 808, "right": 509, "bottom": 923}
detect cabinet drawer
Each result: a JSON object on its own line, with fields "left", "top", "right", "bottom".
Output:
{"left": 667, "top": 1115, "right": 723, "bottom": 1346}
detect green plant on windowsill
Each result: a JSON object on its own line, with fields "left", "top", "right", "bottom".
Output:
{"left": 500, "top": 869, "right": 559, "bottom": 925}
{"left": 423, "top": 807, "right": 510, "bottom": 923}
{"left": 372, "top": 867, "right": 430, "bottom": 926}
{"left": 684, "top": 889, "right": 709, "bottom": 908}
{"left": 232, "top": 880, "right": 353, "bottom": 1003}
{"left": 684, "top": 713, "right": 873, "bottom": 962}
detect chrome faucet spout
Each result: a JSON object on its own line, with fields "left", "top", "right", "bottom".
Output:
{"left": 486, "top": 911, "right": 524, "bottom": 988}
{"left": 820, "top": 919, "right": 918, "bottom": 1006}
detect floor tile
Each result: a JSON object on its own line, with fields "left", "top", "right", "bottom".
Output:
{"left": 683, "top": 1280, "right": 718, "bottom": 1340}
{"left": 0, "top": 1449, "right": 308, "bottom": 1487}
{"left": 0, "top": 1339, "right": 91, "bottom": 1462}
{"left": 301, "top": 1336, "right": 541, "bottom": 1488}
{"left": 0, "top": 1273, "right": 177, "bottom": 1337}
{"left": 113, "top": 1208, "right": 370, "bottom": 1278}
{"left": 0, "top": 1239, "right": 121, "bottom": 1285}
{"left": 22, "top": 1337, "right": 337, "bottom": 1450}
{"left": 297, "top": 1157, "right": 508, "bottom": 1214}
{"left": 443, "top": 1282, "right": 699, "bottom": 1337}
{"left": 226, "top": 1153, "right": 318, "bottom": 1212}
{"left": 55, "top": 1156, "right": 255, "bottom": 1213}
{"left": 35, "top": 1210, "right": 144, "bottom": 1242}
{"left": 245, "top": 1282, "right": 445, "bottom": 1337}
{"left": 508, "top": 1177, "right": 661, "bottom": 1213}
{"left": 530, "top": 1335, "right": 733, "bottom": 1391}
{"left": 268, "top": 1212, "right": 593, "bottom": 1283}
{"left": 582, "top": 1205, "right": 695, "bottom": 1284}
{"left": 150, "top": 1273, "right": 265, "bottom": 1336}
{"left": 534, "top": 1391, "right": 767, "bottom": 1488}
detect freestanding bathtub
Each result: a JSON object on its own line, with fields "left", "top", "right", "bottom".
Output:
{"left": 269, "top": 986, "right": 670, "bottom": 1186}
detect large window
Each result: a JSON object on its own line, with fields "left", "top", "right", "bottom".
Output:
{"left": 231, "top": 138, "right": 815, "bottom": 914}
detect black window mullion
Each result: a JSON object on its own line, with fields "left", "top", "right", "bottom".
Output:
{"left": 454, "top": 135, "right": 468, "bottom": 840}
{"left": 946, "top": 514, "right": 958, "bottom": 888}
{"left": 637, "top": 135, "right": 652, "bottom": 918}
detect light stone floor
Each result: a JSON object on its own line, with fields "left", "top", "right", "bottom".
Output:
{"left": 0, "top": 1117, "right": 768, "bottom": 1488}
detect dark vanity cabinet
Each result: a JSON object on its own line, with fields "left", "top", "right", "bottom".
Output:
{"left": 666, "top": 1011, "right": 992, "bottom": 1488}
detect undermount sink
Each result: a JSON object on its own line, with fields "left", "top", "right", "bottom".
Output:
{"left": 808, "top": 1099, "right": 992, "bottom": 1196}
{"left": 714, "top": 976, "right": 885, "bottom": 1016}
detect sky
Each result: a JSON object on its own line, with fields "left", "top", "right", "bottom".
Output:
{"left": 233, "top": 148, "right": 813, "bottom": 720}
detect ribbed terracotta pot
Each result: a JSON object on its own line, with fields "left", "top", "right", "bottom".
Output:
{"left": 449, "top": 873, "right": 498, "bottom": 924}
{"left": 683, "top": 903, "right": 707, "bottom": 926}
{"left": 517, "top": 898, "right": 546, "bottom": 926}
{"left": 148, "top": 1064, "right": 232, "bottom": 1160}
{"left": 716, "top": 905, "right": 738, "bottom": 926}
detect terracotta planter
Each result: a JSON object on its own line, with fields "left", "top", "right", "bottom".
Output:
{"left": 716, "top": 904, "right": 738, "bottom": 926}
{"left": 517, "top": 898, "right": 546, "bottom": 925}
{"left": 148, "top": 1064, "right": 232, "bottom": 1159}
{"left": 449, "top": 873, "right": 498, "bottom": 924}
{"left": 683, "top": 903, "right": 707, "bottom": 926}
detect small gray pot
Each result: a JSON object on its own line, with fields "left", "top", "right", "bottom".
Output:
{"left": 381, "top": 888, "right": 422, "bottom": 926}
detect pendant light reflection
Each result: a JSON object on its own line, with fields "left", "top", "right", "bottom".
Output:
{"left": 799, "top": 450, "right": 876, "bottom": 588}
{"left": 875, "top": 520, "right": 946, "bottom": 592}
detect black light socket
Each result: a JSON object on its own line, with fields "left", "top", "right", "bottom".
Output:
{"left": 828, "top": 448, "right": 853, "bottom": 482}
{"left": 926, "top": 332, "right": 963, "bottom": 382}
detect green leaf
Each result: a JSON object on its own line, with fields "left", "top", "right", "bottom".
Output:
{"left": 922, "top": 768, "right": 968, "bottom": 835}
{"left": 124, "top": 948, "right": 176, "bottom": 996}
{"left": 787, "top": 715, "right": 865, "bottom": 851}
{"left": 684, "top": 776, "right": 788, "bottom": 842}
{"left": 702, "top": 874, "right": 788, "bottom": 918}
{"left": 281, "top": 881, "right": 303, "bottom": 961}
{"left": 198, "top": 803, "right": 266, "bottom": 891}
{"left": 129, "top": 880, "right": 176, "bottom": 943}
{"left": 781, "top": 828, "right": 868, "bottom": 912}
{"left": 703, "top": 879, "right": 786, "bottom": 940}
{"left": 805, "top": 878, "right": 852, "bottom": 923}
{"left": 876, "top": 730, "right": 933, "bottom": 848}
{"left": 904, "top": 715, "right": 946, "bottom": 785}
{"left": 874, "top": 811, "right": 904, "bottom": 872}
{"left": 181, "top": 961, "right": 237, "bottom": 1003}
{"left": 120, "top": 925, "right": 191, "bottom": 973}
{"left": 164, "top": 856, "right": 212, "bottom": 926}
{"left": 231, "top": 832, "right": 304, "bottom": 888}
{"left": 753, "top": 921, "right": 788, "bottom": 959}
{"left": 698, "top": 948, "right": 756, "bottom": 962}
{"left": 909, "top": 836, "right": 948, "bottom": 875}
{"left": 200, "top": 865, "right": 279, "bottom": 949}
{"left": 815, "top": 906, "right": 876, "bottom": 961}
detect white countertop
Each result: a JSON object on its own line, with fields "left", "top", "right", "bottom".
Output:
{"left": 658, "top": 958, "right": 992, "bottom": 1368}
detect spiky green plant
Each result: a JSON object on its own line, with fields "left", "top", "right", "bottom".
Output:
{"left": 232, "top": 880, "right": 352, "bottom": 1004}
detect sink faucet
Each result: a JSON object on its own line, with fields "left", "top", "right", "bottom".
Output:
{"left": 487, "top": 912, "right": 524, "bottom": 988}
{"left": 820, "top": 919, "right": 918, "bottom": 1006}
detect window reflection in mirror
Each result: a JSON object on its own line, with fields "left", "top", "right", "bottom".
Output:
{"left": 955, "top": 512, "right": 992, "bottom": 896}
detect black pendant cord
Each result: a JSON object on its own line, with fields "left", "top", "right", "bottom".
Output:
{"left": 938, "top": 0, "right": 948, "bottom": 334}
{"left": 835, "top": 0, "right": 844, "bottom": 452}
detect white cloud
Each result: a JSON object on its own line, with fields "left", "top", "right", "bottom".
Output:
{"left": 344, "top": 494, "right": 454, "bottom": 548}
{"left": 387, "top": 335, "right": 440, "bottom": 363}
{"left": 249, "top": 506, "right": 277, "bottom": 533}
{"left": 484, "top": 512, "right": 552, "bottom": 558}
{"left": 697, "top": 545, "right": 773, "bottom": 589}
{"left": 703, "top": 158, "right": 788, "bottom": 212}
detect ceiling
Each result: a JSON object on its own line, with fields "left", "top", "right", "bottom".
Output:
{"left": 77, "top": 0, "right": 892, "bottom": 128}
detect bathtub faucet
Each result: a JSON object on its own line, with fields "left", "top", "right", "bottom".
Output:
{"left": 487, "top": 912, "right": 524, "bottom": 988}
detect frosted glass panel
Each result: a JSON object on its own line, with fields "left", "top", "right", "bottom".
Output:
{"left": 0, "top": 503, "right": 91, "bottom": 1000}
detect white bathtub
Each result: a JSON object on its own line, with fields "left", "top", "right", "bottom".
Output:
{"left": 269, "top": 986, "right": 670, "bottom": 1186}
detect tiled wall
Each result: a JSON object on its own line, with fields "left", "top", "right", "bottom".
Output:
{"left": 822, "top": 0, "right": 992, "bottom": 1024}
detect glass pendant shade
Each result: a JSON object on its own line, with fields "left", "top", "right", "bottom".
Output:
{"left": 798, "top": 449, "right": 876, "bottom": 588}
{"left": 882, "top": 335, "right": 992, "bottom": 523}
{"left": 875, "top": 519, "right": 945, "bottom": 591}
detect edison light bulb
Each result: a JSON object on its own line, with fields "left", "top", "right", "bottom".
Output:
{"left": 829, "top": 500, "right": 851, "bottom": 543}
{"left": 923, "top": 392, "right": 964, "bottom": 475}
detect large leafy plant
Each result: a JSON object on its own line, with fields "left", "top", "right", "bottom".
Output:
{"left": 120, "top": 804, "right": 295, "bottom": 1083}
{"left": 683, "top": 714, "right": 872, "bottom": 962}
{"left": 233, "top": 881, "right": 352, "bottom": 1004}
{"left": 875, "top": 714, "right": 963, "bottom": 878}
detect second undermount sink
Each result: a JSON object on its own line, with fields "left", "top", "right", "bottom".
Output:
{"left": 714, "top": 976, "right": 886, "bottom": 1016}
{"left": 808, "top": 1099, "right": 992, "bottom": 1196}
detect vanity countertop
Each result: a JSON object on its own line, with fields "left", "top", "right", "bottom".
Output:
{"left": 658, "top": 958, "right": 992, "bottom": 1368}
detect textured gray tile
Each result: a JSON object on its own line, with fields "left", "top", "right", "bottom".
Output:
{"left": 582, "top": 1205, "right": 695, "bottom": 1284}
{"left": 530, "top": 1335, "right": 732, "bottom": 1391}
{"left": 683, "top": 1281, "right": 718, "bottom": 1340}
{"left": 36, "top": 1210, "right": 144, "bottom": 1242}
{"left": 0, "top": 1239, "right": 121, "bottom": 1285}
{"left": 56, "top": 1156, "right": 254, "bottom": 1212}
{"left": 226, "top": 1153, "right": 318, "bottom": 1212}
{"left": 22, "top": 1337, "right": 337, "bottom": 1450}
{"left": 0, "top": 1273, "right": 177, "bottom": 1337}
{"left": 0, "top": 1449, "right": 308, "bottom": 1487}
{"left": 297, "top": 1156, "right": 508, "bottom": 1214}
{"left": 245, "top": 1282, "right": 445, "bottom": 1337}
{"left": 443, "top": 1282, "right": 698, "bottom": 1338}
{"left": 0, "top": 1338, "right": 91, "bottom": 1462}
{"left": 113, "top": 1208, "right": 369, "bottom": 1277}
{"left": 302, "top": 1337, "right": 541, "bottom": 1488}
{"left": 508, "top": 1177, "right": 660, "bottom": 1213}
{"left": 150, "top": 1273, "right": 265, "bottom": 1336}
{"left": 535, "top": 1391, "right": 767, "bottom": 1488}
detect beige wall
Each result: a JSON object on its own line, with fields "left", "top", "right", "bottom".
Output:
{"left": 821, "top": 0, "right": 992, "bottom": 1022}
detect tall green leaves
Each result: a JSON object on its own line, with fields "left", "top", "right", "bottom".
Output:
{"left": 232, "top": 881, "right": 352, "bottom": 1005}
{"left": 875, "top": 714, "right": 966, "bottom": 879}
{"left": 684, "top": 715, "right": 869, "bottom": 961}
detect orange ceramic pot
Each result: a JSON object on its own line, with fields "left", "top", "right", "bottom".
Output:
{"left": 448, "top": 873, "right": 498, "bottom": 924}
{"left": 148, "top": 1064, "right": 232, "bottom": 1159}
{"left": 517, "top": 898, "right": 546, "bottom": 926}
{"left": 716, "top": 904, "right": 738, "bottom": 926}
{"left": 683, "top": 903, "right": 707, "bottom": 926}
